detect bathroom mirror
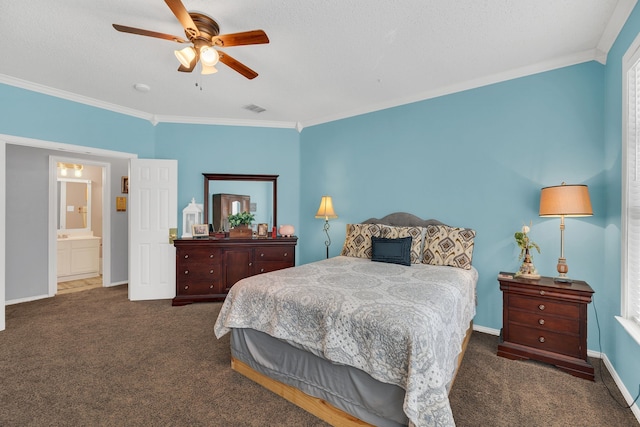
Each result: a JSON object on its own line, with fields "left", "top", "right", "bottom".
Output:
{"left": 203, "top": 173, "right": 277, "bottom": 232}
{"left": 58, "top": 178, "right": 92, "bottom": 231}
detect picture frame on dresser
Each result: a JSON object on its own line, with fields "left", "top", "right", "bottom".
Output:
{"left": 257, "top": 223, "right": 268, "bottom": 237}
{"left": 192, "top": 224, "right": 209, "bottom": 238}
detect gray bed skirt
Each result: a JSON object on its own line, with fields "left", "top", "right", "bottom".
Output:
{"left": 231, "top": 328, "right": 409, "bottom": 427}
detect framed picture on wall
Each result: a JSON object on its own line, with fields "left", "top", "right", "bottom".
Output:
{"left": 121, "top": 176, "right": 129, "bottom": 194}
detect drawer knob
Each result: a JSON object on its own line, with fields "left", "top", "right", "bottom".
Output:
{"left": 209, "top": 285, "right": 214, "bottom": 289}
{"left": 184, "top": 270, "right": 189, "bottom": 275}
{"left": 261, "top": 268, "right": 265, "bottom": 273}
{"left": 538, "top": 304, "right": 545, "bottom": 311}
{"left": 538, "top": 318, "right": 545, "bottom": 325}
{"left": 284, "top": 252, "right": 288, "bottom": 257}
{"left": 249, "top": 262, "right": 252, "bottom": 266}
{"left": 539, "top": 290, "right": 545, "bottom": 296}
{"left": 261, "top": 253, "right": 264, "bottom": 257}
{"left": 184, "top": 285, "right": 189, "bottom": 290}
{"left": 209, "top": 269, "right": 214, "bottom": 274}
{"left": 184, "top": 254, "right": 189, "bottom": 259}
{"left": 209, "top": 254, "right": 214, "bottom": 258}
{"left": 538, "top": 336, "right": 545, "bottom": 343}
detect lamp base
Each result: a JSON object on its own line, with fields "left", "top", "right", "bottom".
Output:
{"left": 554, "top": 276, "right": 573, "bottom": 283}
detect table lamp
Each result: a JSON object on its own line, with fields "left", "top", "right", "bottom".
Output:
{"left": 539, "top": 182, "right": 593, "bottom": 282}
{"left": 315, "top": 196, "right": 338, "bottom": 259}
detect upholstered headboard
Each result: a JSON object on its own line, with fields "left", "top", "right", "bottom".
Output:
{"left": 362, "top": 212, "right": 447, "bottom": 228}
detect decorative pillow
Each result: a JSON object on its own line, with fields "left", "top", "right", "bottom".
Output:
{"left": 423, "top": 225, "right": 476, "bottom": 269}
{"left": 379, "top": 225, "right": 425, "bottom": 264}
{"left": 341, "top": 223, "right": 383, "bottom": 258}
{"left": 371, "top": 237, "right": 412, "bottom": 266}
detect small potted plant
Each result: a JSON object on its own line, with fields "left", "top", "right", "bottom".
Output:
{"left": 227, "top": 211, "right": 255, "bottom": 238}
{"left": 514, "top": 222, "right": 541, "bottom": 279}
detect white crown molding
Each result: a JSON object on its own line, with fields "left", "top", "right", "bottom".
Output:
{"left": 597, "top": 0, "right": 638, "bottom": 65}
{"left": 299, "top": 49, "right": 600, "bottom": 130}
{"left": 151, "top": 114, "right": 298, "bottom": 129}
{"left": 0, "top": 74, "right": 155, "bottom": 122}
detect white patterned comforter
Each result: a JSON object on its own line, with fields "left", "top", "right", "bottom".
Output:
{"left": 214, "top": 256, "right": 478, "bottom": 427}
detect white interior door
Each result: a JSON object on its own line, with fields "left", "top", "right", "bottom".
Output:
{"left": 128, "top": 159, "right": 177, "bottom": 301}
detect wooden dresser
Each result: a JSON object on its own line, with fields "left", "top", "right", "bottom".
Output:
{"left": 172, "top": 237, "right": 297, "bottom": 306}
{"left": 497, "top": 273, "right": 595, "bottom": 380}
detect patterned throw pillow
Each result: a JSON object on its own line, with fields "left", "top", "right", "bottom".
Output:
{"left": 379, "top": 225, "right": 425, "bottom": 264}
{"left": 423, "top": 225, "right": 476, "bottom": 269}
{"left": 341, "top": 223, "right": 383, "bottom": 258}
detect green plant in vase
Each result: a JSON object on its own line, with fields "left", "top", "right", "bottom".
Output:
{"left": 227, "top": 211, "right": 255, "bottom": 228}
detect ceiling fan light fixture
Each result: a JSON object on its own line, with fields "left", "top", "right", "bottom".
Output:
{"left": 201, "top": 63, "right": 218, "bottom": 75}
{"left": 174, "top": 46, "right": 196, "bottom": 68}
{"left": 200, "top": 45, "right": 219, "bottom": 66}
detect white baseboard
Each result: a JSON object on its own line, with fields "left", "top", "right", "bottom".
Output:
{"left": 6, "top": 294, "right": 50, "bottom": 305}
{"left": 473, "top": 324, "right": 500, "bottom": 336}
{"left": 104, "top": 280, "right": 127, "bottom": 287}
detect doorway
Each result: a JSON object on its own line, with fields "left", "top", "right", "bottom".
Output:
{"left": 53, "top": 159, "right": 105, "bottom": 294}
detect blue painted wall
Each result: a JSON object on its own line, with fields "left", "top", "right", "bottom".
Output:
{"left": 154, "top": 123, "right": 300, "bottom": 238}
{"left": 299, "top": 62, "right": 605, "bottom": 336}
{"left": 0, "top": 84, "right": 155, "bottom": 156}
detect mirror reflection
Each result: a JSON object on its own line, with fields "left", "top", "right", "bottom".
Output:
{"left": 57, "top": 178, "right": 92, "bottom": 231}
{"left": 203, "top": 174, "right": 278, "bottom": 233}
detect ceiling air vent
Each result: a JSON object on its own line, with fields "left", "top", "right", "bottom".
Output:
{"left": 243, "top": 104, "right": 266, "bottom": 113}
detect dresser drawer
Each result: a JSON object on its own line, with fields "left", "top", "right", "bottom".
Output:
{"left": 178, "top": 249, "right": 220, "bottom": 263}
{"left": 509, "top": 295, "right": 579, "bottom": 318}
{"left": 508, "top": 323, "right": 581, "bottom": 358}
{"left": 508, "top": 309, "right": 579, "bottom": 333}
{"left": 255, "top": 246, "right": 294, "bottom": 261}
{"left": 178, "top": 281, "right": 219, "bottom": 295}
{"left": 254, "top": 261, "right": 294, "bottom": 274}
{"left": 178, "top": 265, "right": 220, "bottom": 281}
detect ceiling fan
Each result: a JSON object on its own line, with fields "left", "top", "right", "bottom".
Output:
{"left": 113, "top": 0, "right": 269, "bottom": 79}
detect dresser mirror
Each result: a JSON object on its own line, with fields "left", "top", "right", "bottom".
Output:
{"left": 203, "top": 173, "right": 278, "bottom": 232}
{"left": 57, "top": 178, "right": 92, "bottom": 231}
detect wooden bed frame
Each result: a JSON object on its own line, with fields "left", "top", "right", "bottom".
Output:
{"left": 231, "top": 321, "right": 474, "bottom": 427}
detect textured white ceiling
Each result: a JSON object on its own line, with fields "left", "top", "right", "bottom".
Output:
{"left": 0, "top": 0, "right": 635, "bottom": 130}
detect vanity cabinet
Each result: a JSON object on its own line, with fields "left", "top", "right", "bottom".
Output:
{"left": 173, "top": 237, "right": 297, "bottom": 306}
{"left": 57, "top": 237, "right": 101, "bottom": 282}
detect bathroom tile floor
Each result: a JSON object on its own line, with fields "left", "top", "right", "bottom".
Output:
{"left": 57, "top": 276, "right": 103, "bottom": 294}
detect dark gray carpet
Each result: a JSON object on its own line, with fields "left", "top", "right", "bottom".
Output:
{"left": 0, "top": 285, "right": 637, "bottom": 426}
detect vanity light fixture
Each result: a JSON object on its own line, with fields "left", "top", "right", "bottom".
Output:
{"left": 57, "top": 162, "right": 83, "bottom": 178}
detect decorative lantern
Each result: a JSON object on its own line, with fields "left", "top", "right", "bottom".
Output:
{"left": 182, "top": 198, "right": 203, "bottom": 238}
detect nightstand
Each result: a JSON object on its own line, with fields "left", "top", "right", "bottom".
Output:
{"left": 497, "top": 273, "right": 595, "bottom": 381}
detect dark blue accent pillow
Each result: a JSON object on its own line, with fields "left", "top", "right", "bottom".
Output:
{"left": 371, "top": 236, "right": 412, "bottom": 266}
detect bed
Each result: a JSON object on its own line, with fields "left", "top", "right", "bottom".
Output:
{"left": 214, "top": 213, "right": 477, "bottom": 427}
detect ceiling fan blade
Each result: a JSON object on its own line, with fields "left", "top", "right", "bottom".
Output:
{"left": 165, "top": 0, "right": 200, "bottom": 38}
{"left": 112, "top": 24, "right": 188, "bottom": 43}
{"left": 213, "top": 30, "right": 269, "bottom": 47}
{"left": 218, "top": 52, "right": 259, "bottom": 79}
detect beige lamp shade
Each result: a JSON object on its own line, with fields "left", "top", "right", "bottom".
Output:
{"left": 315, "top": 196, "right": 338, "bottom": 219}
{"left": 539, "top": 183, "right": 593, "bottom": 217}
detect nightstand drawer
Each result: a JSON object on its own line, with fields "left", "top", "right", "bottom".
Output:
{"left": 509, "top": 295, "right": 579, "bottom": 318}
{"left": 508, "top": 309, "right": 579, "bottom": 333}
{"left": 509, "top": 324, "right": 581, "bottom": 358}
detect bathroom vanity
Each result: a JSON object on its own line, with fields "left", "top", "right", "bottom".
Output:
{"left": 57, "top": 235, "right": 101, "bottom": 282}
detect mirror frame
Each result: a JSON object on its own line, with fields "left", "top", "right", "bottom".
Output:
{"left": 58, "top": 178, "right": 92, "bottom": 232}
{"left": 203, "top": 173, "right": 278, "bottom": 231}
